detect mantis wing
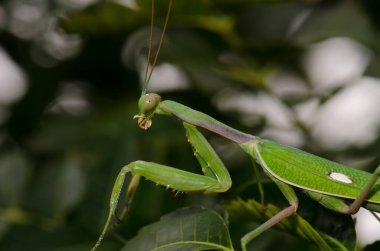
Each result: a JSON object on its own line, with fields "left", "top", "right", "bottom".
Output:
{"left": 256, "top": 140, "right": 380, "bottom": 203}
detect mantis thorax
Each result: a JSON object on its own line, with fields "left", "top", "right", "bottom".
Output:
{"left": 134, "top": 93, "right": 162, "bottom": 130}
{"left": 239, "top": 138, "right": 261, "bottom": 157}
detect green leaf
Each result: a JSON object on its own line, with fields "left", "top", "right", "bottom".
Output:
{"left": 121, "top": 206, "right": 233, "bottom": 251}
{"left": 223, "top": 198, "right": 353, "bottom": 251}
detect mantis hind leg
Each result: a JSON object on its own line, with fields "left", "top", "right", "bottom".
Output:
{"left": 240, "top": 144, "right": 300, "bottom": 251}
{"left": 305, "top": 190, "right": 380, "bottom": 224}
{"left": 91, "top": 122, "right": 232, "bottom": 251}
{"left": 305, "top": 164, "right": 380, "bottom": 218}
{"left": 240, "top": 204, "right": 297, "bottom": 251}
{"left": 304, "top": 190, "right": 350, "bottom": 213}
{"left": 306, "top": 164, "right": 380, "bottom": 215}
{"left": 345, "top": 164, "right": 380, "bottom": 214}
{"left": 240, "top": 175, "right": 299, "bottom": 251}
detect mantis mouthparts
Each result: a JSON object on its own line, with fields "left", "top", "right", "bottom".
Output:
{"left": 134, "top": 114, "right": 152, "bottom": 130}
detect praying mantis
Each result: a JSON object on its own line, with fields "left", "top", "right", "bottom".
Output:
{"left": 90, "top": 1, "right": 380, "bottom": 251}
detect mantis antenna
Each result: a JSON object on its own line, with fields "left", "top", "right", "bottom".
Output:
{"left": 141, "top": 0, "right": 173, "bottom": 95}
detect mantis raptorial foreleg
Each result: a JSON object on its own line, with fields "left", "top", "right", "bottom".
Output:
{"left": 91, "top": 122, "right": 231, "bottom": 251}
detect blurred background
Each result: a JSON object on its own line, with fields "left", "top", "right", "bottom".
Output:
{"left": 0, "top": 0, "right": 380, "bottom": 250}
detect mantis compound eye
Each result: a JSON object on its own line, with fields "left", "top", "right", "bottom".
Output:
{"left": 134, "top": 93, "right": 162, "bottom": 130}
{"left": 138, "top": 93, "right": 161, "bottom": 113}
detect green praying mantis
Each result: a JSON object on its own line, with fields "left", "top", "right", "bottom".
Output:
{"left": 91, "top": 1, "right": 380, "bottom": 250}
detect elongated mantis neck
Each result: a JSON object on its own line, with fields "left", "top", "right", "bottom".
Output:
{"left": 158, "top": 100, "right": 258, "bottom": 144}
{"left": 135, "top": 93, "right": 258, "bottom": 144}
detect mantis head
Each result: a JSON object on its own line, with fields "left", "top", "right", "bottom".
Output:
{"left": 134, "top": 93, "right": 162, "bottom": 130}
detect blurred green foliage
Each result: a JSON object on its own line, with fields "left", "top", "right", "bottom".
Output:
{"left": 0, "top": 0, "right": 380, "bottom": 250}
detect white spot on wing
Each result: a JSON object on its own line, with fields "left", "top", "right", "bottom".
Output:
{"left": 328, "top": 172, "right": 353, "bottom": 184}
